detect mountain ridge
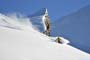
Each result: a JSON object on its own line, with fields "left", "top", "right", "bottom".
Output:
{"left": 51, "top": 5, "right": 90, "bottom": 53}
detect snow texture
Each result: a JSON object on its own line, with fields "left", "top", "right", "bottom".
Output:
{"left": 0, "top": 13, "right": 90, "bottom": 60}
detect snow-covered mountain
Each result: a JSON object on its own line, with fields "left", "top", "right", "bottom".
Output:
{"left": 51, "top": 5, "right": 90, "bottom": 53}
{"left": 0, "top": 13, "right": 90, "bottom": 60}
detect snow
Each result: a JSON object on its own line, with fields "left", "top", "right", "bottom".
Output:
{"left": 29, "top": 16, "right": 45, "bottom": 32}
{"left": 0, "top": 13, "right": 90, "bottom": 60}
{"left": 0, "top": 13, "right": 32, "bottom": 30}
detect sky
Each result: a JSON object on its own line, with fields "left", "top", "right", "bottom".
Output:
{"left": 0, "top": 0, "right": 90, "bottom": 21}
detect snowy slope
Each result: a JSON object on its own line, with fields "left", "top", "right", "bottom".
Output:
{"left": 0, "top": 13, "right": 90, "bottom": 60}
{"left": 51, "top": 5, "right": 90, "bottom": 53}
{"left": 0, "top": 13, "right": 32, "bottom": 30}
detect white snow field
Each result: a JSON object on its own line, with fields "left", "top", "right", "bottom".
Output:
{"left": 0, "top": 13, "right": 90, "bottom": 60}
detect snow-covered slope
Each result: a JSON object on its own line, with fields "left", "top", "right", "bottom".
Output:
{"left": 51, "top": 5, "right": 90, "bottom": 53}
{"left": 0, "top": 13, "right": 32, "bottom": 30}
{"left": 0, "top": 13, "right": 90, "bottom": 60}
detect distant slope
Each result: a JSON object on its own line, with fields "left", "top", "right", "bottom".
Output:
{"left": 0, "top": 13, "right": 90, "bottom": 60}
{"left": 51, "top": 5, "right": 90, "bottom": 53}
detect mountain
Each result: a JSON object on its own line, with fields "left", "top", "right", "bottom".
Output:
{"left": 51, "top": 5, "right": 90, "bottom": 53}
{"left": 0, "top": 13, "right": 90, "bottom": 60}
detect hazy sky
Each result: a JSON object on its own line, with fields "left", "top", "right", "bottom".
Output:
{"left": 0, "top": 0, "right": 90, "bottom": 20}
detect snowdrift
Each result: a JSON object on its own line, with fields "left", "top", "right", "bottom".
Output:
{"left": 0, "top": 13, "right": 90, "bottom": 60}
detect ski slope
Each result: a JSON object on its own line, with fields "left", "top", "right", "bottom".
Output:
{"left": 0, "top": 13, "right": 90, "bottom": 60}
